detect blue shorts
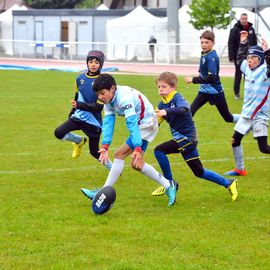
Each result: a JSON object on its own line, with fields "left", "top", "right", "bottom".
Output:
{"left": 175, "top": 138, "right": 199, "bottom": 162}
{"left": 125, "top": 137, "right": 149, "bottom": 152}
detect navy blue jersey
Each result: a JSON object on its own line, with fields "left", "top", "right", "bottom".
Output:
{"left": 158, "top": 91, "right": 197, "bottom": 142}
{"left": 198, "top": 50, "right": 223, "bottom": 94}
{"left": 71, "top": 73, "right": 102, "bottom": 128}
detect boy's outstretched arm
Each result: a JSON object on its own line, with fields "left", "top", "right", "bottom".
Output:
{"left": 237, "top": 31, "right": 249, "bottom": 66}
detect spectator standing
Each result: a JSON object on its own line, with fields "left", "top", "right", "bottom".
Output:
{"left": 148, "top": 35, "right": 157, "bottom": 62}
{"left": 228, "top": 13, "right": 257, "bottom": 99}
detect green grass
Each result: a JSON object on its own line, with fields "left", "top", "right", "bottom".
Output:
{"left": 0, "top": 70, "right": 269, "bottom": 270}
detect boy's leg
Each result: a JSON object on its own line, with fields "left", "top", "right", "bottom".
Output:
{"left": 54, "top": 119, "right": 87, "bottom": 158}
{"left": 257, "top": 136, "right": 270, "bottom": 154}
{"left": 54, "top": 118, "right": 81, "bottom": 142}
{"left": 214, "top": 92, "right": 239, "bottom": 123}
{"left": 103, "top": 143, "right": 133, "bottom": 186}
{"left": 253, "top": 120, "right": 270, "bottom": 154}
{"left": 141, "top": 163, "right": 177, "bottom": 206}
{"left": 190, "top": 92, "right": 208, "bottom": 116}
{"left": 224, "top": 130, "right": 247, "bottom": 176}
{"left": 81, "top": 143, "right": 132, "bottom": 200}
{"left": 187, "top": 158, "right": 238, "bottom": 201}
{"left": 152, "top": 140, "right": 180, "bottom": 196}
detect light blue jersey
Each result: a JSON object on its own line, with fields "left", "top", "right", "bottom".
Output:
{"left": 102, "top": 86, "right": 155, "bottom": 147}
{"left": 241, "top": 60, "right": 270, "bottom": 121}
{"left": 71, "top": 73, "right": 102, "bottom": 128}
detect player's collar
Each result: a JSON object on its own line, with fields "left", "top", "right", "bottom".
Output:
{"left": 161, "top": 90, "right": 177, "bottom": 104}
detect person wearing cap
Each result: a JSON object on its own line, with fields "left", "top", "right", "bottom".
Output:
{"left": 54, "top": 50, "right": 112, "bottom": 170}
{"left": 224, "top": 31, "right": 270, "bottom": 177}
{"left": 228, "top": 13, "right": 257, "bottom": 100}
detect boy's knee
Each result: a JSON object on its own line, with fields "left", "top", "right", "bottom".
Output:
{"left": 54, "top": 128, "right": 63, "bottom": 140}
{"left": 224, "top": 115, "right": 233, "bottom": 123}
{"left": 258, "top": 144, "right": 270, "bottom": 154}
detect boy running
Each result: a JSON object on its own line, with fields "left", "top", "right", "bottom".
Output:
{"left": 224, "top": 32, "right": 270, "bottom": 176}
{"left": 81, "top": 74, "right": 177, "bottom": 206}
{"left": 184, "top": 30, "right": 239, "bottom": 123}
{"left": 54, "top": 50, "right": 112, "bottom": 170}
{"left": 152, "top": 72, "right": 238, "bottom": 201}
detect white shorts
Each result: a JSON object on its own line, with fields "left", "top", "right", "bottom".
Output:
{"left": 234, "top": 117, "right": 269, "bottom": 137}
{"left": 139, "top": 116, "right": 158, "bottom": 142}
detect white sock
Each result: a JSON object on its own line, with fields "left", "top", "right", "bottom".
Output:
{"left": 62, "top": 132, "right": 82, "bottom": 144}
{"left": 103, "top": 158, "right": 125, "bottom": 187}
{"left": 233, "top": 145, "right": 245, "bottom": 170}
{"left": 232, "top": 114, "right": 240, "bottom": 123}
{"left": 141, "top": 163, "right": 170, "bottom": 189}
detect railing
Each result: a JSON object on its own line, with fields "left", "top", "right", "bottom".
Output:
{"left": 0, "top": 39, "right": 229, "bottom": 64}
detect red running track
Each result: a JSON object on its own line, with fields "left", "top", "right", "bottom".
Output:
{"left": 0, "top": 57, "right": 235, "bottom": 77}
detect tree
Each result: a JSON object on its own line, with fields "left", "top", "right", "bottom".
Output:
{"left": 75, "top": 0, "right": 101, "bottom": 9}
{"left": 188, "top": 0, "right": 232, "bottom": 30}
{"left": 24, "top": 0, "right": 85, "bottom": 9}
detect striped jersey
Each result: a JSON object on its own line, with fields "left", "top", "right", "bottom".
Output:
{"left": 71, "top": 73, "right": 102, "bottom": 128}
{"left": 240, "top": 60, "right": 270, "bottom": 120}
{"left": 198, "top": 49, "right": 223, "bottom": 94}
{"left": 102, "top": 86, "right": 155, "bottom": 146}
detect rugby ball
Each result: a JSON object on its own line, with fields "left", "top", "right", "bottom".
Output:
{"left": 92, "top": 186, "right": 116, "bottom": 215}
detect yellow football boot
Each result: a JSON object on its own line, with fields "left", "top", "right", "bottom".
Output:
{"left": 72, "top": 137, "right": 87, "bottom": 158}
{"left": 227, "top": 179, "right": 238, "bottom": 201}
{"left": 151, "top": 186, "right": 166, "bottom": 196}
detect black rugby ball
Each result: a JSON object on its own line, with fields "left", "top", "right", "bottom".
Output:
{"left": 92, "top": 186, "right": 116, "bottom": 215}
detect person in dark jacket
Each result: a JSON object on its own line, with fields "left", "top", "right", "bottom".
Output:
{"left": 228, "top": 13, "right": 257, "bottom": 99}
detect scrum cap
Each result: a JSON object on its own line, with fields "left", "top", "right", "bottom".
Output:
{"left": 86, "top": 50, "right": 105, "bottom": 69}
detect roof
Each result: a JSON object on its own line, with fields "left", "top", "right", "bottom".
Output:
{"left": 0, "top": 0, "right": 23, "bottom": 10}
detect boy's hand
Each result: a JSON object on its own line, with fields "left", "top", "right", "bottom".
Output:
{"left": 184, "top": 77, "right": 193, "bottom": 84}
{"left": 240, "top": 31, "right": 248, "bottom": 42}
{"left": 131, "top": 150, "right": 143, "bottom": 170}
{"left": 70, "top": 100, "right": 77, "bottom": 108}
{"left": 155, "top": 109, "right": 167, "bottom": 117}
{"left": 98, "top": 148, "right": 109, "bottom": 164}
{"left": 261, "top": 38, "right": 268, "bottom": 51}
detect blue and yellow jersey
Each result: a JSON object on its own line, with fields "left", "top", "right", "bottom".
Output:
{"left": 198, "top": 49, "right": 223, "bottom": 94}
{"left": 158, "top": 91, "right": 197, "bottom": 142}
{"left": 71, "top": 72, "right": 102, "bottom": 128}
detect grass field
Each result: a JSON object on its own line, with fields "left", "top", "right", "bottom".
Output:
{"left": 0, "top": 70, "right": 269, "bottom": 270}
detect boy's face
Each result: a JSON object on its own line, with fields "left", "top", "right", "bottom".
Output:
{"left": 157, "top": 80, "right": 176, "bottom": 97}
{"left": 96, "top": 86, "right": 116, "bottom": 104}
{"left": 87, "top": 58, "right": 100, "bottom": 74}
{"left": 200, "top": 38, "right": 214, "bottom": 52}
{"left": 247, "top": 55, "right": 260, "bottom": 69}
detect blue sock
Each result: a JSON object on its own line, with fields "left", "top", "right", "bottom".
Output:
{"left": 201, "top": 169, "right": 231, "bottom": 188}
{"left": 62, "top": 132, "right": 82, "bottom": 144}
{"left": 154, "top": 150, "right": 173, "bottom": 180}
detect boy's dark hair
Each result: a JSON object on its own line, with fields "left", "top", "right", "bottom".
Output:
{"left": 93, "top": 74, "right": 116, "bottom": 92}
{"left": 200, "top": 30, "right": 215, "bottom": 42}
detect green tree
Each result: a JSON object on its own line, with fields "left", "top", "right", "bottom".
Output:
{"left": 24, "top": 0, "right": 85, "bottom": 9}
{"left": 75, "top": 0, "right": 101, "bottom": 9}
{"left": 188, "top": 0, "right": 232, "bottom": 30}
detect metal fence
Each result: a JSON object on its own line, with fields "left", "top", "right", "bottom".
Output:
{"left": 0, "top": 39, "right": 229, "bottom": 64}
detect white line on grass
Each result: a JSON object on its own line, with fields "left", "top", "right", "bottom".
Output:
{"left": 0, "top": 156, "right": 269, "bottom": 175}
